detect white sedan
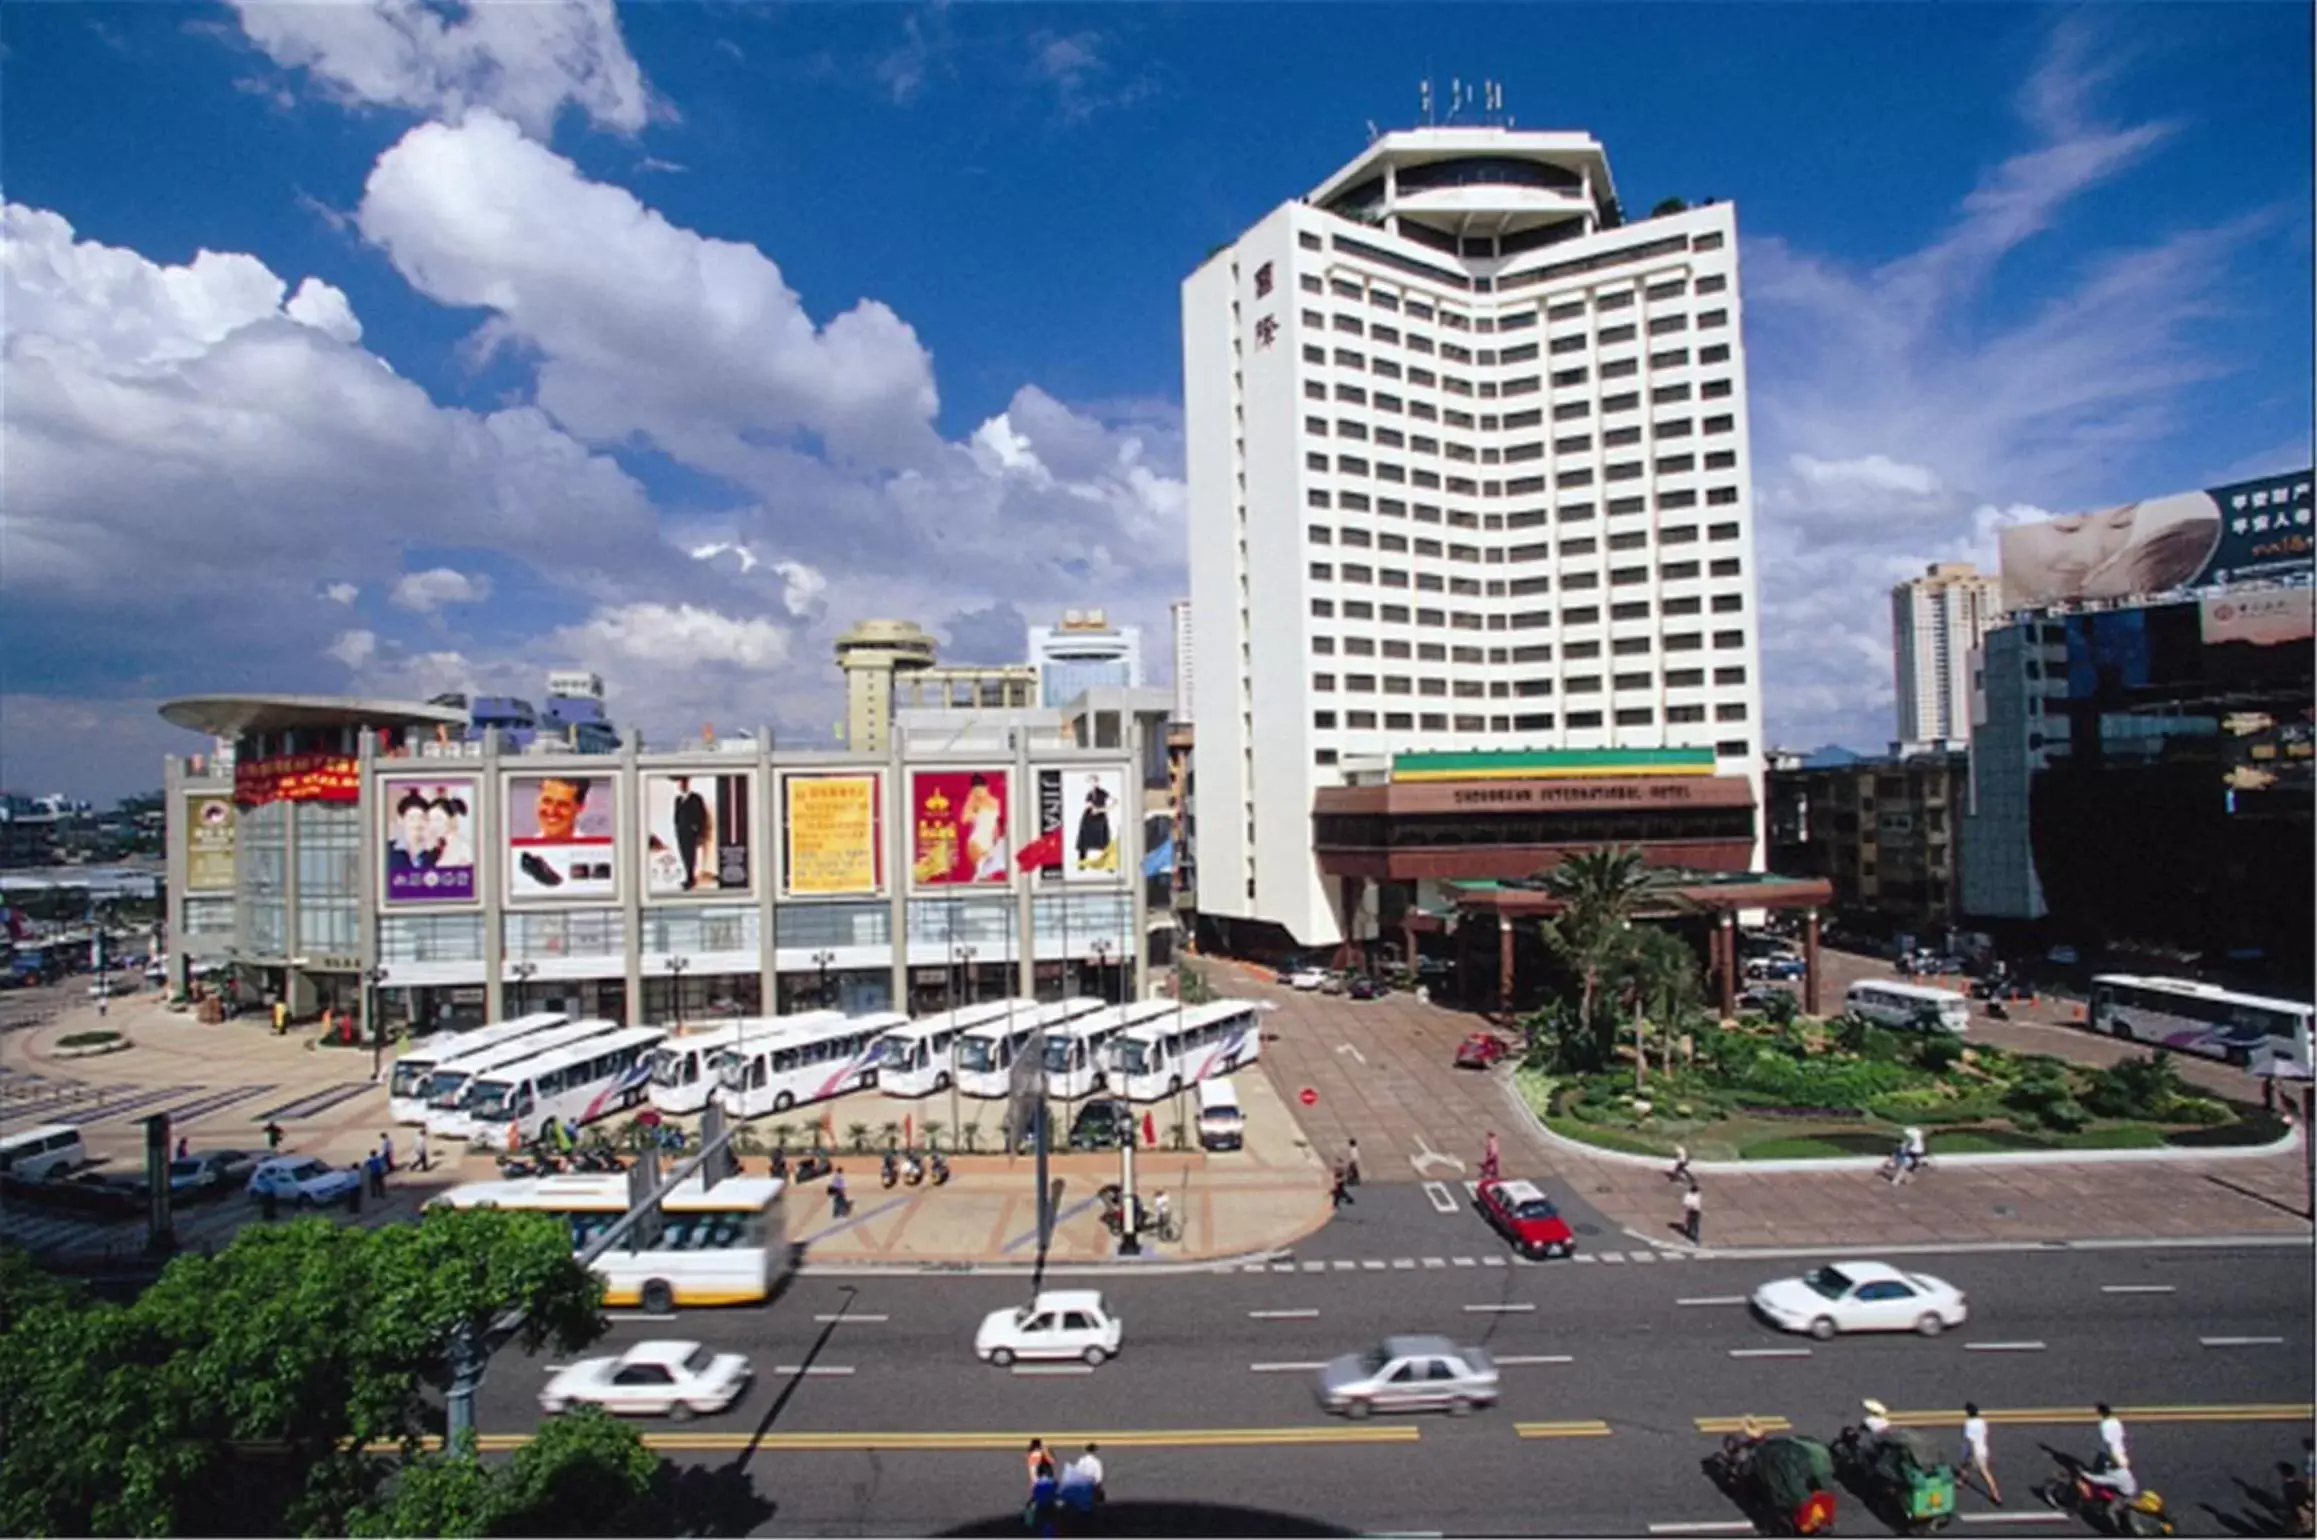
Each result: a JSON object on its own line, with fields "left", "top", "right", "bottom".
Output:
{"left": 245, "top": 1155, "right": 361, "bottom": 1208}
{"left": 540, "top": 1340, "right": 751, "bottom": 1420}
{"left": 976, "top": 1288, "right": 1123, "bottom": 1367}
{"left": 1284, "top": 968, "right": 1330, "bottom": 991}
{"left": 1751, "top": 1260, "right": 1969, "bottom": 1339}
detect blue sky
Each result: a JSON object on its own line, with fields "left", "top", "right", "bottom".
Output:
{"left": 2, "top": 1, "right": 2309, "bottom": 800}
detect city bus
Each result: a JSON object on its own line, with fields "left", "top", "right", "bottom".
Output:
{"left": 465, "top": 1025, "right": 669, "bottom": 1152}
{"left": 868, "top": 1000, "right": 1028, "bottom": 1098}
{"left": 2091, "top": 975, "right": 2317, "bottom": 1072}
{"left": 1844, "top": 980, "right": 1972, "bottom": 1035}
{"left": 1101, "top": 1000, "right": 1265, "bottom": 1102}
{"left": 430, "top": 1171, "right": 790, "bottom": 1311}
{"left": 422, "top": 1019, "right": 624, "bottom": 1139}
{"left": 1045, "top": 999, "right": 1174, "bottom": 1100}
{"left": 388, "top": 1011, "right": 573, "bottom": 1123}
{"left": 715, "top": 1011, "right": 906, "bottom": 1120}
{"left": 952, "top": 998, "right": 1106, "bottom": 1099}
{"left": 648, "top": 1013, "right": 845, "bottom": 1116}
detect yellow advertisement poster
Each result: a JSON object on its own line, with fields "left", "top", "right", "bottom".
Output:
{"left": 186, "top": 795, "right": 238, "bottom": 891}
{"left": 783, "top": 774, "right": 881, "bottom": 896}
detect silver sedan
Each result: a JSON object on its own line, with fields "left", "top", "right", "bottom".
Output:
{"left": 1316, "top": 1335, "right": 1500, "bottom": 1418}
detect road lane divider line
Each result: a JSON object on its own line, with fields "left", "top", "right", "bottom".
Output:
{"left": 605, "top": 1312, "right": 680, "bottom": 1322}
{"left": 1677, "top": 1296, "right": 1746, "bottom": 1306}
{"left": 1493, "top": 1355, "right": 1573, "bottom": 1366}
{"left": 1422, "top": 1182, "right": 1458, "bottom": 1214}
{"left": 2201, "top": 1335, "right": 2285, "bottom": 1347}
{"left": 1956, "top": 1514, "right": 2069, "bottom": 1526}
{"left": 773, "top": 1365, "right": 856, "bottom": 1376}
{"left": 1729, "top": 1348, "right": 1811, "bottom": 1359}
{"left": 1963, "top": 1341, "right": 2046, "bottom": 1352}
{"left": 1391, "top": 1258, "right": 1416, "bottom": 1270}
{"left": 1452, "top": 1257, "right": 1477, "bottom": 1268}
{"left": 1462, "top": 1303, "right": 1536, "bottom": 1314}
{"left": 812, "top": 1314, "right": 889, "bottom": 1323}
{"left": 1362, "top": 1260, "right": 1387, "bottom": 1270}
{"left": 1249, "top": 1308, "right": 1321, "bottom": 1320}
{"left": 1514, "top": 1420, "right": 1614, "bottom": 1439}
{"left": 1646, "top": 1522, "right": 1757, "bottom": 1536}
{"left": 1011, "top": 1364, "right": 1096, "bottom": 1377}
{"left": 1888, "top": 1403, "right": 2315, "bottom": 1428}
{"left": 1422, "top": 1257, "right": 1447, "bottom": 1269}
{"left": 1249, "top": 1362, "right": 1330, "bottom": 1373}
{"left": 1332, "top": 1260, "right": 1355, "bottom": 1271}
{"left": 2099, "top": 1284, "right": 2175, "bottom": 1294}
{"left": 1695, "top": 1416, "right": 1793, "bottom": 1435}
{"left": 615, "top": 1426, "right": 1429, "bottom": 1452}
{"left": 1303, "top": 1261, "right": 1327, "bottom": 1273}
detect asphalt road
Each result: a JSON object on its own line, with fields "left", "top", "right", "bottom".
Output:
{"left": 474, "top": 1241, "right": 2314, "bottom": 1536}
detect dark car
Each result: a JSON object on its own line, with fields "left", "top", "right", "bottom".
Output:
{"left": 1454, "top": 1033, "right": 1515, "bottom": 1070}
{"left": 1347, "top": 976, "right": 1388, "bottom": 1001}
{"left": 1474, "top": 1178, "right": 1577, "bottom": 1260}
{"left": 1068, "top": 1098, "right": 1137, "bottom": 1151}
{"left": 167, "top": 1150, "right": 255, "bottom": 1200}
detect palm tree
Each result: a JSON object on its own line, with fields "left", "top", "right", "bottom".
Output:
{"left": 1536, "top": 846, "right": 1694, "bottom": 1065}
{"left": 1611, "top": 925, "right": 1703, "bottom": 1090}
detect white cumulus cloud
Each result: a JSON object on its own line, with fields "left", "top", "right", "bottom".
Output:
{"left": 326, "top": 628, "right": 377, "bottom": 667}
{"left": 559, "top": 602, "right": 792, "bottom": 672}
{"left": 390, "top": 567, "right": 493, "bottom": 612}
{"left": 323, "top": 581, "right": 360, "bottom": 604}
{"left": 1790, "top": 453, "right": 1942, "bottom": 498}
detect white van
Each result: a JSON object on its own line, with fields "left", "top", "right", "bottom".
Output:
{"left": 1196, "top": 1079, "right": 1245, "bottom": 1152}
{"left": 1846, "top": 980, "right": 1971, "bottom": 1035}
{"left": 0, "top": 1123, "right": 86, "bottom": 1181}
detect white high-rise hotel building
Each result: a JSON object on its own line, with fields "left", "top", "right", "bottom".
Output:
{"left": 1185, "top": 127, "right": 1764, "bottom": 948}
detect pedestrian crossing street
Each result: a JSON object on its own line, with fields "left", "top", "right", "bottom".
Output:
{"left": 0, "top": 1078, "right": 375, "bottom": 1129}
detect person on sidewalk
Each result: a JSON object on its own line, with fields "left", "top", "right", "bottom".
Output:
{"left": 1329, "top": 1161, "right": 1352, "bottom": 1210}
{"left": 1023, "top": 1439, "right": 1048, "bottom": 1490}
{"left": 830, "top": 1166, "right": 851, "bottom": 1219}
{"left": 1680, "top": 1180, "right": 1702, "bottom": 1244}
{"left": 175, "top": 1135, "right": 190, "bottom": 1161}
{"left": 1481, "top": 1129, "right": 1502, "bottom": 1182}
{"left": 413, "top": 1125, "right": 430, "bottom": 1173}
{"left": 1962, "top": 1401, "right": 2002, "bottom": 1504}
{"left": 1345, "top": 1138, "right": 1362, "bottom": 1188}
{"left": 264, "top": 1121, "right": 285, "bottom": 1153}
{"left": 272, "top": 999, "right": 288, "bottom": 1037}
{"left": 364, "top": 1149, "right": 386, "bottom": 1199}
{"left": 379, "top": 1131, "right": 395, "bottom": 1173}
{"left": 1668, "top": 1143, "right": 1691, "bottom": 1184}
{"left": 1063, "top": 1443, "right": 1105, "bottom": 1512}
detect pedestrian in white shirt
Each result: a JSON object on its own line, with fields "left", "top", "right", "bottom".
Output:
{"left": 1962, "top": 1401, "right": 2001, "bottom": 1504}
{"left": 1861, "top": 1398, "right": 1892, "bottom": 1441}
{"left": 1068, "top": 1443, "right": 1105, "bottom": 1507}
{"left": 2096, "top": 1403, "right": 2128, "bottom": 1468}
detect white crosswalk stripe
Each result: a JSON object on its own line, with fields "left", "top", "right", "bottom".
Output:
{"left": 1421, "top": 1256, "right": 1446, "bottom": 1269}
{"left": 1331, "top": 1259, "right": 1355, "bottom": 1271}
{"left": 1482, "top": 1254, "right": 1507, "bottom": 1267}
{"left": 1302, "top": 1261, "right": 1326, "bottom": 1273}
{"left": 1452, "top": 1256, "right": 1476, "bottom": 1267}
{"left": 1361, "top": 1259, "right": 1386, "bottom": 1270}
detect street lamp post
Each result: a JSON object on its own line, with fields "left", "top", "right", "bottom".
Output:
{"left": 1090, "top": 938, "right": 1115, "bottom": 1005}
{"left": 954, "top": 944, "right": 978, "bottom": 1010}
{"left": 510, "top": 960, "right": 537, "bottom": 1016}
{"left": 812, "top": 949, "right": 836, "bottom": 1011}
{"left": 949, "top": 944, "right": 976, "bottom": 1143}
{"left": 666, "top": 955, "right": 690, "bottom": 1029}
{"left": 365, "top": 965, "right": 390, "bottom": 1082}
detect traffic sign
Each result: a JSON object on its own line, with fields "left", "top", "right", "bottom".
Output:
{"left": 1299, "top": 1087, "right": 1318, "bottom": 1107}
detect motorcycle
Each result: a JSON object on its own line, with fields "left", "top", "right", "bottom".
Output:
{"left": 928, "top": 1151, "right": 951, "bottom": 1186}
{"left": 901, "top": 1150, "right": 925, "bottom": 1187}
{"left": 790, "top": 1148, "right": 833, "bottom": 1183}
{"left": 2036, "top": 1463, "right": 2174, "bottom": 1537}
{"left": 881, "top": 1150, "right": 901, "bottom": 1189}
{"left": 1986, "top": 999, "right": 2011, "bottom": 1021}
{"left": 768, "top": 1149, "right": 789, "bottom": 1181}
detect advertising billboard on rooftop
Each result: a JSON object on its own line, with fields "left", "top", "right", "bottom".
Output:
{"left": 1998, "top": 470, "right": 2313, "bottom": 612}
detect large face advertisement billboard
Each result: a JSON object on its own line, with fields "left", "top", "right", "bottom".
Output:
{"left": 909, "top": 769, "right": 1010, "bottom": 887}
{"left": 781, "top": 773, "right": 882, "bottom": 897}
{"left": 383, "top": 777, "right": 478, "bottom": 905}
{"left": 643, "top": 772, "right": 752, "bottom": 897}
{"left": 1021, "top": 767, "right": 1125, "bottom": 884}
{"left": 186, "top": 795, "right": 238, "bottom": 892}
{"left": 506, "top": 773, "right": 618, "bottom": 901}
{"left": 1999, "top": 470, "right": 2314, "bottom": 611}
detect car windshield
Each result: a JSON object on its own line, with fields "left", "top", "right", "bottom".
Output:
{"left": 956, "top": 1039, "right": 997, "bottom": 1073}
{"left": 389, "top": 1061, "right": 433, "bottom": 1097}
{"left": 466, "top": 1081, "right": 513, "bottom": 1121}
{"left": 282, "top": 1160, "right": 323, "bottom": 1181}
{"left": 1517, "top": 1200, "right": 1558, "bottom": 1220}
{"left": 683, "top": 1345, "right": 715, "bottom": 1376}
{"left": 1802, "top": 1266, "right": 1854, "bottom": 1300}
{"left": 1359, "top": 1347, "right": 1391, "bottom": 1376}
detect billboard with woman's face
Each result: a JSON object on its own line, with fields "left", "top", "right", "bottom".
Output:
{"left": 1998, "top": 472, "right": 2313, "bottom": 611}
{"left": 506, "top": 773, "right": 618, "bottom": 901}
{"left": 383, "top": 777, "right": 478, "bottom": 904}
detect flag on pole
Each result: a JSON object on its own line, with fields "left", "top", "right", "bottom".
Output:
{"left": 1142, "top": 1110, "right": 1157, "bottom": 1148}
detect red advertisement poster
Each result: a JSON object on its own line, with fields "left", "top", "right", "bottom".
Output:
{"left": 235, "top": 753, "right": 360, "bottom": 807}
{"left": 909, "top": 769, "right": 1010, "bottom": 887}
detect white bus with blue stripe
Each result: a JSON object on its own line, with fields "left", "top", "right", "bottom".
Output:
{"left": 387, "top": 1011, "right": 571, "bottom": 1124}
{"left": 715, "top": 1012, "right": 907, "bottom": 1120}
{"left": 868, "top": 1000, "right": 1030, "bottom": 1099}
{"left": 649, "top": 1013, "right": 845, "bottom": 1116}
{"left": 1044, "top": 999, "right": 1176, "bottom": 1100}
{"left": 422, "top": 1019, "right": 625, "bottom": 1139}
{"left": 466, "top": 1025, "right": 669, "bottom": 1152}
{"left": 952, "top": 998, "right": 1107, "bottom": 1099}
{"left": 1102, "top": 1001, "right": 1264, "bottom": 1102}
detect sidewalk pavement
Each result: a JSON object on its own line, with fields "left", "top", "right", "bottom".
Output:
{"left": 1, "top": 992, "right": 1331, "bottom": 1269}
{"left": 1214, "top": 956, "right": 2317, "bottom": 1253}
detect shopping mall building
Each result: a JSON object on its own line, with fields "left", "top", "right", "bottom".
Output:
{"left": 160, "top": 695, "right": 1152, "bottom": 1036}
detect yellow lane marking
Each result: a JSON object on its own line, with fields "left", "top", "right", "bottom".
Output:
{"left": 1514, "top": 1420, "right": 1616, "bottom": 1439}
{"left": 1695, "top": 1416, "right": 1793, "bottom": 1435}
{"left": 464, "top": 1425, "right": 1422, "bottom": 1453}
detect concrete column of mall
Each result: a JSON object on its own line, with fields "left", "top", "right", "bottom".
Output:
{"left": 1717, "top": 911, "right": 1738, "bottom": 1019}
{"left": 886, "top": 730, "right": 908, "bottom": 1012}
{"left": 357, "top": 729, "right": 380, "bottom": 1066}
{"left": 1496, "top": 914, "right": 1515, "bottom": 1017}
{"left": 1015, "top": 728, "right": 1036, "bottom": 999}
{"left": 1129, "top": 713, "right": 1149, "bottom": 1000}
{"left": 757, "top": 728, "right": 777, "bottom": 1013}
{"left": 1803, "top": 907, "right": 1823, "bottom": 1016}
{"left": 619, "top": 735, "right": 642, "bottom": 1026}
{"left": 482, "top": 729, "right": 508, "bottom": 1023}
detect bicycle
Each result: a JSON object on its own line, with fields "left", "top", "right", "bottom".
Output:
{"left": 1149, "top": 1196, "right": 1182, "bottom": 1244}
{"left": 1879, "top": 1150, "right": 1934, "bottom": 1184}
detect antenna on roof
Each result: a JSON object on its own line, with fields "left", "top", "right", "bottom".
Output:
{"left": 1487, "top": 80, "right": 1504, "bottom": 122}
{"left": 1366, "top": 118, "right": 1379, "bottom": 143}
{"left": 1419, "top": 77, "right": 1433, "bottom": 126}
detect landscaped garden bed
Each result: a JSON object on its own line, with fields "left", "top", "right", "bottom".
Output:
{"left": 1514, "top": 1013, "right": 2282, "bottom": 1163}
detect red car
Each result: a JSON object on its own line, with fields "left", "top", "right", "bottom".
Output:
{"left": 1475, "top": 1178, "right": 1577, "bottom": 1260}
{"left": 1454, "top": 1032, "right": 1515, "bottom": 1070}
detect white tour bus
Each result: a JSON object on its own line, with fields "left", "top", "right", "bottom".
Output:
{"left": 648, "top": 1012, "right": 845, "bottom": 1116}
{"left": 868, "top": 1000, "right": 1027, "bottom": 1098}
{"left": 1102, "top": 1001, "right": 1266, "bottom": 1102}
{"left": 465, "top": 1025, "right": 668, "bottom": 1152}
{"left": 423, "top": 1019, "right": 624, "bottom": 1140}
{"left": 387, "top": 1011, "right": 572, "bottom": 1123}
{"left": 953, "top": 998, "right": 1107, "bottom": 1099}
{"left": 716, "top": 1011, "right": 907, "bottom": 1120}
{"left": 431, "top": 1172, "right": 790, "bottom": 1311}
{"left": 0, "top": 1124, "right": 86, "bottom": 1181}
{"left": 1845, "top": 980, "right": 1972, "bottom": 1035}
{"left": 1045, "top": 999, "right": 1175, "bottom": 1100}
{"left": 2091, "top": 975, "right": 2316, "bottom": 1072}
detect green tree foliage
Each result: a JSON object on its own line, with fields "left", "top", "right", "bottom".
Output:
{"left": 1174, "top": 962, "right": 1218, "bottom": 1006}
{"left": 1536, "top": 847, "right": 1694, "bottom": 1065}
{"left": 1650, "top": 196, "right": 1690, "bottom": 216}
{"left": 2083, "top": 1050, "right": 2187, "bottom": 1120}
{"left": 0, "top": 1208, "right": 609, "bottom": 1537}
{"left": 350, "top": 1412, "right": 658, "bottom": 1539}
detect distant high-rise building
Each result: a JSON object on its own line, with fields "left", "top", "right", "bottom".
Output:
{"left": 1184, "top": 124, "right": 1764, "bottom": 947}
{"left": 1170, "top": 599, "right": 1194, "bottom": 724}
{"left": 1891, "top": 562, "right": 2001, "bottom": 748}
{"left": 835, "top": 620, "right": 939, "bottom": 755}
{"left": 1028, "top": 609, "right": 1142, "bottom": 709}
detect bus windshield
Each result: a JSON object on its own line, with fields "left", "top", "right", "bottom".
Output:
{"left": 465, "top": 1081, "right": 515, "bottom": 1121}
{"left": 424, "top": 1070, "right": 472, "bottom": 1107}
{"left": 956, "top": 1038, "right": 998, "bottom": 1074}
{"left": 390, "top": 1060, "right": 434, "bottom": 1098}
{"left": 1115, "top": 1040, "right": 1153, "bottom": 1075}
{"left": 1043, "top": 1037, "right": 1079, "bottom": 1073}
{"left": 649, "top": 1048, "right": 688, "bottom": 1088}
